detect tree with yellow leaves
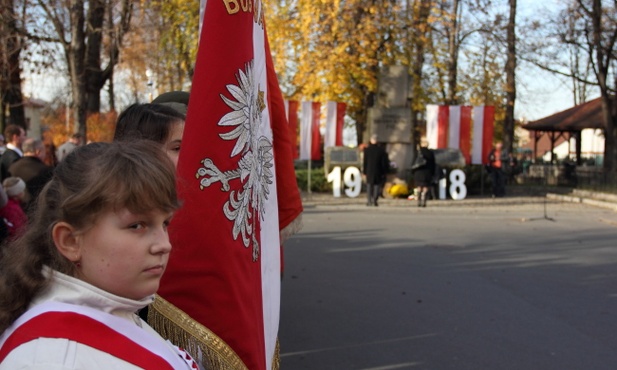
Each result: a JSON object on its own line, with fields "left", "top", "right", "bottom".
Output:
{"left": 112, "top": 1, "right": 199, "bottom": 105}
{"left": 266, "top": 0, "right": 405, "bottom": 143}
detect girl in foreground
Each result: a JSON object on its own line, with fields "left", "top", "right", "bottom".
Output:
{"left": 0, "top": 141, "right": 199, "bottom": 369}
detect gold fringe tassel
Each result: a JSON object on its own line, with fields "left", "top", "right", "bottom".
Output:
{"left": 149, "top": 294, "right": 247, "bottom": 370}
{"left": 149, "top": 294, "right": 282, "bottom": 370}
{"left": 272, "top": 338, "right": 280, "bottom": 370}
{"left": 280, "top": 214, "right": 303, "bottom": 244}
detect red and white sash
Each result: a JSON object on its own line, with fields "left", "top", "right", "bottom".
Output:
{"left": 0, "top": 301, "right": 196, "bottom": 369}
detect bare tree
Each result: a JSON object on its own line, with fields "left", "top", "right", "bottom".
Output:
{"left": 26, "top": 0, "right": 132, "bottom": 137}
{"left": 445, "top": 0, "right": 462, "bottom": 105}
{"left": 430, "top": 0, "right": 481, "bottom": 105}
{"left": 522, "top": 1, "right": 617, "bottom": 175}
{"left": 503, "top": 0, "right": 516, "bottom": 154}
{"left": 584, "top": 0, "right": 617, "bottom": 175}
{"left": 566, "top": 0, "right": 617, "bottom": 175}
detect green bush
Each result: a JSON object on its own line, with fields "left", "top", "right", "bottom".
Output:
{"left": 295, "top": 168, "right": 332, "bottom": 192}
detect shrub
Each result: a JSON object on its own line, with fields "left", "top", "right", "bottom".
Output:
{"left": 295, "top": 167, "right": 332, "bottom": 192}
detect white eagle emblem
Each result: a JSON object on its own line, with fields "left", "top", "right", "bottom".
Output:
{"left": 195, "top": 61, "right": 274, "bottom": 262}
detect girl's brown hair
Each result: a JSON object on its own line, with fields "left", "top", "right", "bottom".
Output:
{"left": 0, "top": 140, "right": 179, "bottom": 332}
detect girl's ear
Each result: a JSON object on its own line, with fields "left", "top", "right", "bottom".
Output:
{"left": 52, "top": 222, "right": 81, "bottom": 262}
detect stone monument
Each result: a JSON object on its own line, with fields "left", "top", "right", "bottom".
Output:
{"left": 366, "top": 65, "right": 414, "bottom": 181}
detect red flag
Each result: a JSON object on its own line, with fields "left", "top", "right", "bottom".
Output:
{"left": 458, "top": 106, "right": 472, "bottom": 164}
{"left": 436, "top": 106, "right": 449, "bottom": 148}
{"left": 264, "top": 33, "right": 303, "bottom": 243}
{"left": 286, "top": 100, "right": 300, "bottom": 159}
{"left": 311, "top": 102, "right": 322, "bottom": 160}
{"left": 157, "top": 2, "right": 302, "bottom": 369}
{"left": 335, "top": 103, "right": 346, "bottom": 146}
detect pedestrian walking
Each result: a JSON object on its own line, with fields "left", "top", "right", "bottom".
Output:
{"left": 362, "top": 134, "right": 389, "bottom": 207}
{"left": 411, "top": 137, "right": 436, "bottom": 207}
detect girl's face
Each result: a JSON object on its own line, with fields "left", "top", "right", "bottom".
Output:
{"left": 163, "top": 120, "right": 184, "bottom": 168}
{"left": 73, "top": 207, "right": 174, "bottom": 300}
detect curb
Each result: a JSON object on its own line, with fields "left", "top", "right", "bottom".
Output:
{"left": 301, "top": 193, "right": 549, "bottom": 208}
{"left": 547, "top": 193, "right": 617, "bottom": 211}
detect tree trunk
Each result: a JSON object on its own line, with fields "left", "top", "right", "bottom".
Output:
{"left": 587, "top": 0, "right": 616, "bottom": 175}
{"left": 107, "top": 2, "right": 116, "bottom": 112}
{"left": 69, "top": 0, "right": 87, "bottom": 137}
{"left": 599, "top": 92, "right": 615, "bottom": 174}
{"left": 0, "top": 0, "right": 25, "bottom": 129}
{"left": 108, "top": 70, "right": 115, "bottom": 111}
{"left": 85, "top": 0, "right": 105, "bottom": 115}
{"left": 86, "top": 0, "right": 132, "bottom": 115}
{"left": 503, "top": 0, "right": 517, "bottom": 154}
{"left": 409, "top": 0, "right": 432, "bottom": 153}
{"left": 445, "top": 0, "right": 460, "bottom": 105}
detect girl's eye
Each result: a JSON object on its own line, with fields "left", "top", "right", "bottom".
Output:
{"left": 129, "top": 223, "right": 145, "bottom": 230}
{"left": 163, "top": 218, "right": 172, "bottom": 229}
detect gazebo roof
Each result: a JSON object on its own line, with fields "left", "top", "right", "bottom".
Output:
{"left": 523, "top": 97, "right": 606, "bottom": 132}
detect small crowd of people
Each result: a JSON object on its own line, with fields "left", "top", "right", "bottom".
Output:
{"left": 0, "top": 93, "right": 208, "bottom": 368}
{"left": 0, "top": 125, "right": 56, "bottom": 241}
{"left": 362, "top": 135, "right": 439, "bottom": 208}
{"left": 362, "top": 137, "right": 518, "bottom": 205}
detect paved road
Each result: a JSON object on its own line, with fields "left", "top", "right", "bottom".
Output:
{"left": 279, "top": 197, "right": 617, "bottom": 370}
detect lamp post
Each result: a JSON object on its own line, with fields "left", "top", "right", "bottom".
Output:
{"left": 146, "top": 69, "right": 154, "bottom": 102}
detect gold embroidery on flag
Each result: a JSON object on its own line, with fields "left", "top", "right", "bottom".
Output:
{"left": 149, "top": 294, "right": 248, "bottom": 370}
{"left": 221, "top": 0, "right": 265, "bottom": 28}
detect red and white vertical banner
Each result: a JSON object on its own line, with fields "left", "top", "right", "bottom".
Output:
{"left": 300, "top": 101, "right": 321, "bottom": 160}
{"left": 448, "top": 106, "right": 472, "bottom": 164}
{"left": 324, "top": 101, "right": 346, "bottom": 148}
{"left": 159, "top": 2, "right": 302, "bottom": 369}
{"left": 426, "top": 104, "right": 449, "bottom": 149}
{"left": 471, "top": 106, "right": 495, "bottom": 165}
{"left": 427, "top": 105, "right": 493, "bottom": 165}
{"left": 285, "top": 100, "right": 300, "bottom": 159}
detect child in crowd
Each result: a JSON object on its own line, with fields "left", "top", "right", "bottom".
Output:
{"left": 0, "top": 177, "right": 27, "bottom": 238}
{"left": 114, "top": 103, "right": 186, "bottom": 168}
{"left": 0, "top": 141, "right": 200, "bottom": 369}
{"left": 0, "top": 187, "right": 8, "bottom": 242}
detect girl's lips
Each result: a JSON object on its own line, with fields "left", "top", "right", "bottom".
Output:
{"left": 144, "top": 265, "right": 165, "bottom": 274}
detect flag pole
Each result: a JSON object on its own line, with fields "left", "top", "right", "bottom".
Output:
{"left": 307, "top": 159, "right": 312, "bottom": 198}
{"left": 481, "top": 165, "right": 485, "bottom": 196}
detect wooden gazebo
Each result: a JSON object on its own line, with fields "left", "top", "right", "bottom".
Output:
{"left": 523, "top": 97, "right": 605, "bottom": 164}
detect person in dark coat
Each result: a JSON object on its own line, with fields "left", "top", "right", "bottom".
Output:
{"left": 0, "top": 125, "right": 27, "bottom": 181}
{"left": 362, "top": 134, "right": 389, "bottom": 207}
{"left": 487, "top": 141, "right": 508, "bottom": 197}
{"left": 8, "top": 138, "right": 54, "bottom": 212}
{"left": 411, "top": 138, "right": 436, "bottom": 207}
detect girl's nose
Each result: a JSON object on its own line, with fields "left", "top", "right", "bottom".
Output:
{"left": 151, "top": 228, "right": 172, "bottom": 254}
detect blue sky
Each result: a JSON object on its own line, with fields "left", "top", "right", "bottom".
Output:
{"left": 513, "top": 0, "right": 584, "bottom": 122}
